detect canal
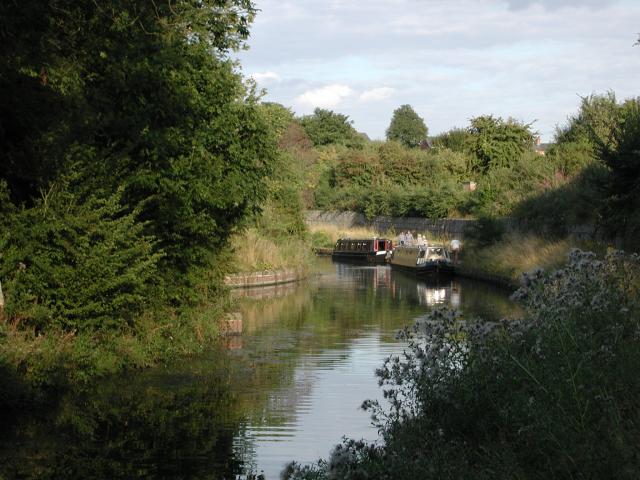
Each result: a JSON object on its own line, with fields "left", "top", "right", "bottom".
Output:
{"left": 0, "top": 258, "right": 519, "bottom": 479}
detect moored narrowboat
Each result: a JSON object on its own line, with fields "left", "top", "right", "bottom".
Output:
{"left": 332, "top": 238, "right": 393, "bottom": 264}
{"left": 389, "top": 244, "right": 454, "bottom": 277}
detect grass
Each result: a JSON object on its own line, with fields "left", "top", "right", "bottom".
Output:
{"left": 228, "top": 227, "right": 311, "bottom": 273}
{"left": 462, "top": 232, "right": 574, "bottom": 282}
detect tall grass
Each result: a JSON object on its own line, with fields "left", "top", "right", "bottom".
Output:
{"left": 228, "top": 228, "right": 311, "bottom": 273}
{"left": 463, "top": 232, "right": 572, "bottom": 281}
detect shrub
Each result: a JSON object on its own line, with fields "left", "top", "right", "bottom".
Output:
{"left": 0, "top": 187, "right": 161, "bottom": 333}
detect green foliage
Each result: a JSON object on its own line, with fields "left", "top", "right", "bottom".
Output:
{"left": 555, "top": 92, "right": 620, "bottom": 147}
{"left": 515, "top": 94, "right": 640, "bottom": 243}
{"left": 513, "top": 164, "right": 608, "bottom": 235}
{"left": 467, "top": 115, "right": 534, "bottom": 171}
{"left": 464, "top": 215, "right": 506, "bottom": 246}
{"left": 545, "top": 140, "right": 597, "bottom": 176}
{"left": 278, "top": 122, "right": 314, "bottom": 152}
{"left": 300, "top": 108, "right": 364, "bottom": 148}
{"left": 597, "top": 98, "right": 640, "bottom": 249}
{"left": 385, "top": 104, "right": 428, "bottom": 148}
{"left": 259, "top": 102, "right": 296, "bottom": 140}
{"left": 310, "top": 141, "right": 472, "bottom": 218}
{"left": 335, "top": 149, "right": 383, "bottom": 188}
{"left": 0, "top": 187, "right": 161, "bottom": 332}
{"left": 255, "top": 149, "right": 307, "bottom": 238}
{"left": 0, "top": 0, "right": 282, "bottom": 392}
{"left": 432, "top": 127, "right": 469, "bottom": 152}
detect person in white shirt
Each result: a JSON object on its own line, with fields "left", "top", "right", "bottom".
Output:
{"left": 450, "top": 238, "right": 461, "bottom": 264}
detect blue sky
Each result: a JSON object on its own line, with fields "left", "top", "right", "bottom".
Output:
{"left": 236, "top": 0, "right": 640, "bottom": 141}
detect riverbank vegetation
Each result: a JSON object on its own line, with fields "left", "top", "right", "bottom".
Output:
{"left": 284, "top": 249, "right": 640, "bottom": 479}
{"left": 0, "top": 0, "right": 292, "bottom": 407}
{"left": 461, "top": 231, "right": 573, "bottom": 283}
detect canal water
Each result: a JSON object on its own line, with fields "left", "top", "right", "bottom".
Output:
{"left": 0, "top": 258, "right": 519, "bottom": 479}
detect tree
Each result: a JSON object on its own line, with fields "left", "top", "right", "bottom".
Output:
{"left": 466, "top": 115, "right": 534, "bottom": 171}
{"left": 432, "top": 128, "right": 469, "bottom": 153}
{"left": 0, "top": 0, "right": 258, "bottom": 204}
{"left": 385, "top": 104, "right": 428, "bottom": 148}
{"left": 0, "top": 0, "right": 277, "bottom": 278}
{"left": 259, "top": 102, "right": 296, "bottom": 141}
{"left": 596, "top": 97, "right": 640, "bottom": 247}
{"left": 299, "top": 108, "right": 363, "bottom": 148}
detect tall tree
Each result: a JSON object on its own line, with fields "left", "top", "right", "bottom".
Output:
{"left": 466, "top": 115, "right": 534, "bottom": 171}
{"left": 386, "top": 104, "right": 428, "bottom": 148}
{"left": 299, "top": 108, "right": 363, "bottom": 148}
{"left": 0, "top": 0, "right": 276, "bottom": 281}
{"left": 596, "top": 98, "right": 640, "bottom": 246}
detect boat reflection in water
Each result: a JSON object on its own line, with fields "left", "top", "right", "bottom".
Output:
{"left": 416, "top": 280, "right": 461, "bottom": 307}
{"left": 329, "top": 262, "right": 516, "bottom": 320}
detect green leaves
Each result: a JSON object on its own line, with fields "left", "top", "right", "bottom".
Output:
{"left": 300, "top": 108, "right": 364, "bottom": 148}
{"left": 0, "top": 187, "right": 161, "bottom": 332}
{"left": 466, "top": 115, "right": 534, "bottom": 172}
{"left": 385, "top": 104, "right": 428, "bottom": 149}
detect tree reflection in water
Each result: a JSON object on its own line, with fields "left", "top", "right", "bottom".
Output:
{"left": 0, "top": 355, "right": 246, "bottom": 479}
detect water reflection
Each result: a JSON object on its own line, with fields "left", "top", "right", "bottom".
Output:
{"left": 0, "top": 258, "right": 520, "bottom": 480}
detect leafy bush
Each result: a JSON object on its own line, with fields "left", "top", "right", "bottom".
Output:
{"left": 0, "top": 187, "right": 161, "bottom": 332}
{"left": 300, "top": 108, "right": 364, "bottom": 148}
{"left": 285, "top": 249, "right": 640, "bottom": 479}
{"left": 467, "top": 115, "right": 535, "bottom": 172}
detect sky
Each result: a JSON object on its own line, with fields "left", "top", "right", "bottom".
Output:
{"left": 236, "top": 0, "right": 639, "bottom": 142}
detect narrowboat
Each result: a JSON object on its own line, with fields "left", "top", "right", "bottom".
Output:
{"left": 389, "top": 244, "right": 454, "bottom": 277}
{"left": 332, "top": 238, "right": 393, "bottom": 264}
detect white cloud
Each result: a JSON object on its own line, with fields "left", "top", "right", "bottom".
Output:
{"left": 359, "top": 87, "right": 395, "bottom": 102}
{"left": 241, "top": 0, "right": 640, "bottom": 140}
{"left": 250, "top": 71, "right": 281, "bottom": 83}
{"left": 295, "top": 84, "right": 354, "bottom": 109}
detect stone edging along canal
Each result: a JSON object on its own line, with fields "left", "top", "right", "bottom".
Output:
{"left": 453, "top": 264, "right": 520, "bottom": 291}
{"left": 224, "top": 268, "right": 305, "bottom": 289}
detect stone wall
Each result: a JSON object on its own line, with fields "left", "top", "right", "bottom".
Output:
{"left": 224, "top": 268, "right": 303, "bottom": 289}
{"left": 306, "top": 210, "right": 598, "bottom": 242}
{"left": 306, "top": 210, "right": 477, "bottom": 239}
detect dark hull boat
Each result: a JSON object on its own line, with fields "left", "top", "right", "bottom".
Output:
{"left": 389, "top": 244, "right": 454, "bottom": 277}
{"left": 332, "top": 238, "right": 392, "bottom": 264}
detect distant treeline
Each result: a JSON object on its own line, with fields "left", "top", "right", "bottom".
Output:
{"left": 270, "top": 93, "right": 640, "bottom": 250}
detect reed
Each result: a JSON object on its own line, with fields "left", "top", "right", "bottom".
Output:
{"left": 228, "top": 228, "right": 311, "bottom": 273}
{"left": 463, "top": 232, "right": 572, "bottom": 281}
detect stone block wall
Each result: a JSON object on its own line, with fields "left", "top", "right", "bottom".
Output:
{"left": 306, "top": 210, "right": 597, "bottom": 242}
{"left": 224, "top": 268, "right": 301, "bottom": 289}
{"left": 306, "top": 210, "right": 477, "bottom": 239}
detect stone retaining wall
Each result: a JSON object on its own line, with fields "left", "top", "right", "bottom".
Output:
{"left": 224, "top": 268, "right": 303, "bottom": 289}
{"left": 307, "top": 210, "right": 495, "bottom": 238}
{"left": 306, "top": 210, "right": 597, "bottom": 241}
{"left": 454, "top": 265, "right": 520, "bottom": 291}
